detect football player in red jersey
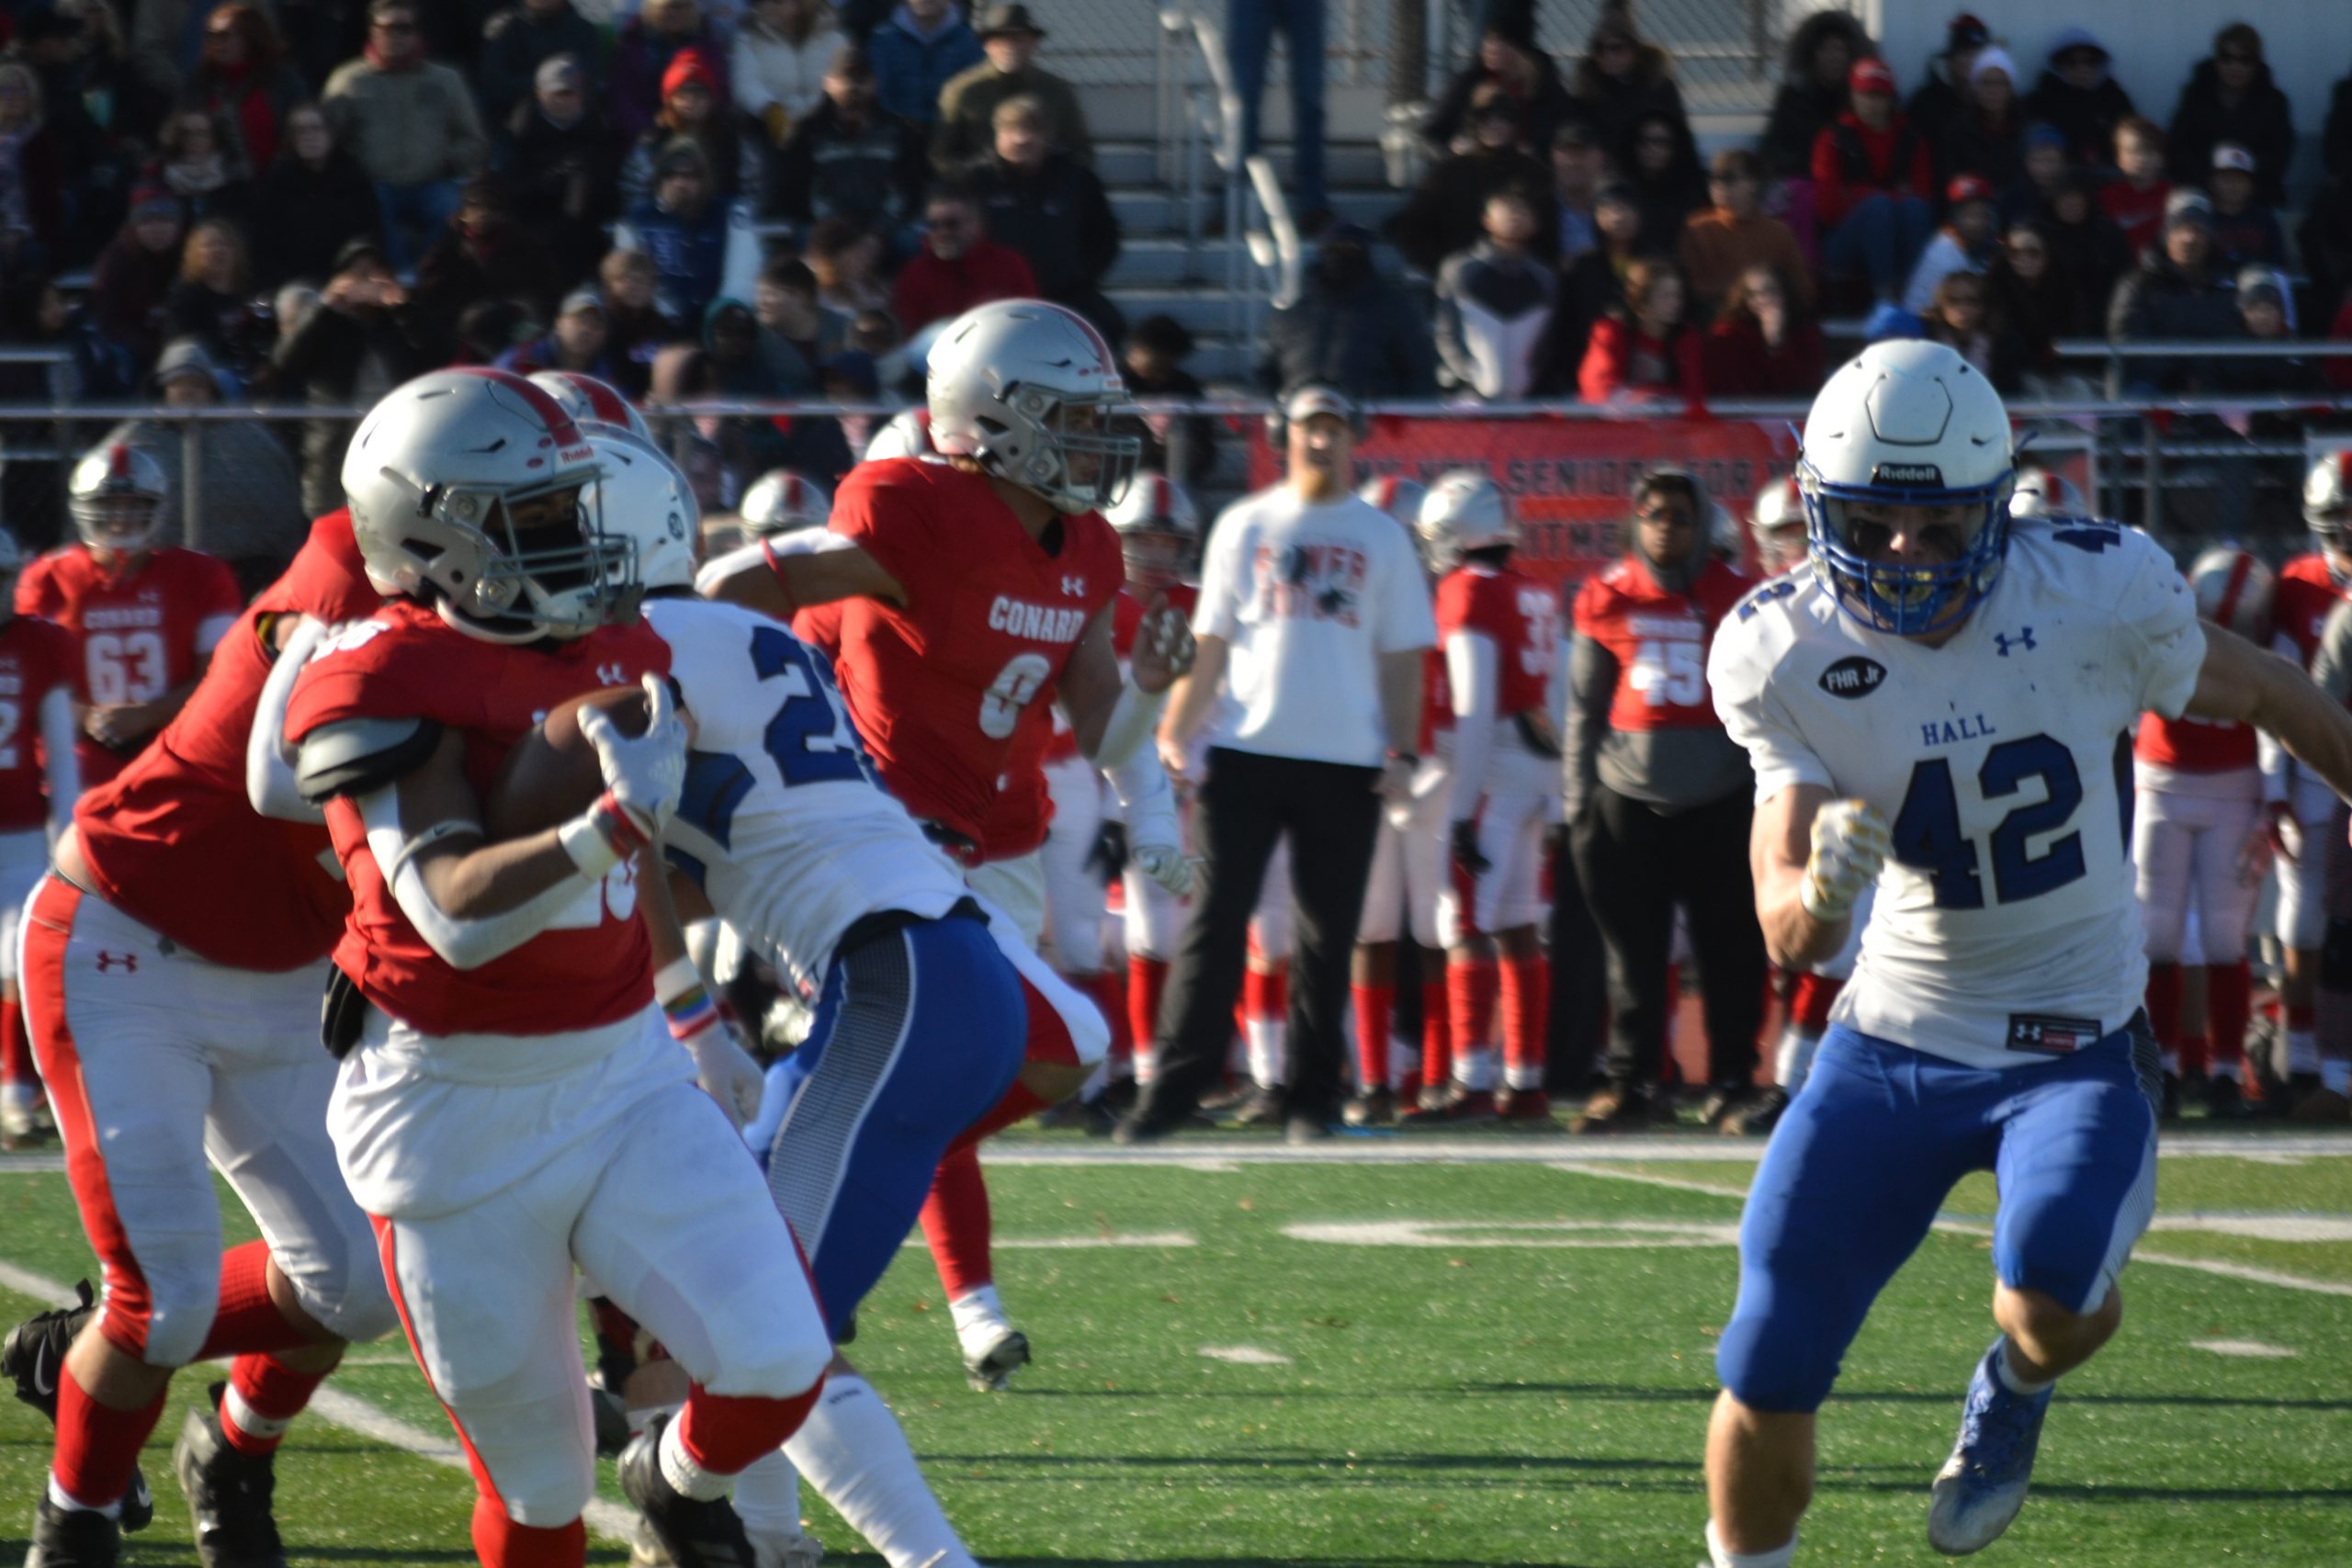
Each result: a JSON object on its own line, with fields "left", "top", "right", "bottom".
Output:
{"left": 0, "top": 527, "right": 82, "bottom": 1148}
{"left": 280, "top": 369, "right": 830, "bottom": 1568}
{"left": 1419, "top": 472, "right": 1565, "bottom": 1125}
{"left": 18, "top": 441, "right": 243, "bottom": 790}
{"left": 6, "top": 504, "right": 401, "bottom": 1568}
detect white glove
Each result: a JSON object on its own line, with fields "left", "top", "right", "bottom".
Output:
{"left": 579, "top": 674, "right": 688, "bottom": 838}
{"left": 1133, "top": 840, "right": 1196, "bottom": 897}
{"left": 683, "top": 1021, "right": 765, "bottom": 1132}
{"left": 1800, "top": 798, "right": 1890, "bottom": 922}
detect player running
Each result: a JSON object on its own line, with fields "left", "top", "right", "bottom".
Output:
{"left": 281, "top": 369, "right": 831, "bottom": 1568}
{"left": 1701, "top": 340, "right": 2352, "bottom": 1565}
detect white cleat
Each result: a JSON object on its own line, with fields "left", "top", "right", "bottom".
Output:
{"left": 1928, "top": 1340, "right": 2053, "bottom": 1555}
{"left": 959, "top": 1325, "right": 1032, "bottom": 1392}
{"left": 748, "top": 1525, "right": 825, "bottom": 1568}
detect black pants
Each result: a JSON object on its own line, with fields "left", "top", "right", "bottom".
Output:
{"left": 1146, "top": 747, "right": 1384, "bottom": 1125}
{"left": 1546, "top": 829, "right": 1610, "bottom": 1090}
{"left": 1569, "top": 783, "right": 1767, "bottom": 1090}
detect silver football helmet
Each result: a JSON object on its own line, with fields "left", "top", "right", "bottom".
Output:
{"left": 593, "top": 429, "right": 698, "bottom": 592}
{"left": 341, "top": 368, "right": 633, "bottom": 643}
{"left": 1104, "top": 470, "right": 1199, "bottom": 587}
{"left": 529, "top": 369, "right": 653, "bottom": 443}
{"left": 1415, "top": 469, "right": 1512, "bottom": 571}
{"left": 1750, "top": 476, "right": 1807, "bottom": 576}
{"left": 926, "top": 299, "right": 1139, "bottom": 514}
{"left": 2186, "top": 544, "right": 2275, "bottom": 644}
{"left": 2305, "top": 451, "right": 2352, "bottom": 552}
{"left": 739, "top": 468, "right": 831, "bottom": 539}
{"left": 68, "top": 440, "right": 170, "bottom": 553}
{"left": 863, "top": 409, "right": 938, "bottom": 462}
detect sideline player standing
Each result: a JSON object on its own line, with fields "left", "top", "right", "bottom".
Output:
{"left": 0, "top": 528, "right": 80, "bottom": 1147}
{"left": 19, "top": 442, "right": 242, "bottom": 788}
{"left": 282, "top": 370, "right": 831, "bottom": 1568}
{"left": 1702, "top": 340, "right": 2352, "bottom": 1565}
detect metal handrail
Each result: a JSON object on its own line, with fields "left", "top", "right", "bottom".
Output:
{"left": 1244, "top": 152, "right": 1303, "bottom": 313}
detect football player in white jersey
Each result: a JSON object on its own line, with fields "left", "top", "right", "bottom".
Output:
{"left": 1702, "top": 340, "right": 2352, "bottom": 1567}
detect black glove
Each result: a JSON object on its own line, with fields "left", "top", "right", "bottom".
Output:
{"left": 1087, "top": 819, "right": 1129, "bottom": 886}
{"left": 1450, "top": 818, "right": 1492, "bottom": 878}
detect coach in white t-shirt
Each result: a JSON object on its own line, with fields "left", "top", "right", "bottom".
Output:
{"left": 1116, "top": 384, "right": 1439, "bottom": 1145}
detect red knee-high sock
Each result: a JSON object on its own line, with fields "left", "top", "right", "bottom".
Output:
{"left": 1245, "top": 965, "right": 1286, "bottom": 1024}
{"left": 920, "top": 1144, "right": 994, "bottom": 1300}
{"left": 194, "top": 1240, "right": 309, "bottom": 1360}
{"left": 2209, "top": 960, "right": 2251, "bottom": 1074}
{"left": 1087, "top": 971, "right": 1130, "bottom": 1073}
{"left": 1127, "top": 954, "right": 1167, "bottom": 1073}
{"left": 1499, "top": 953, "right": 1550, "bottom": 1089}
{"left": 2177, "top": 1030, "right": 2211, "bottom": 1077}
{"left": 471, "top": 1499, "right": 585, "bottom": 1568}
{"left": 1351, "top": 981, "right": 1393, "bottom": 1092}
{"left": 1419, "top": 976, "right": 1452, "bottom": 1098}
{"left": 52, "top": 1362, "right": 166, "bottom": 1510}
{"left": 220, "top": 1352, "right": 331, "bottom": 1458}
{"left": 1790, "top": 972, "right": 1842, "bottom": 1032}
{"left": 2143, "top": 961, "right": 2181, "bottom": 1051}
{"left": 676, "top": 1378, "right": 825, "bottom": 1476}
{"left": 1, "top": 996, "right": 35, "bottom": 1092}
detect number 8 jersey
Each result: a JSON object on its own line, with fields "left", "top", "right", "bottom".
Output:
{"left": 824, "top": 457, "right": 1124, "bottom": 855}
{"left": 1708, "top": 518, "right": 2207, "bottom": 1068}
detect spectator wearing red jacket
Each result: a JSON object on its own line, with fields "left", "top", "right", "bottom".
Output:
{"left": 890, "top": 183, "right": 1034, "bottom": 335}
{"left": 1702, "top": 264, "right": 1822, "bottom": 396}
{"left": 1577, "top": 255, "right": 1703, "bottom": 405}
{"left": 1813, "top": 56, "right": 1934, "bottom": 300}
{"left": 2099, "top": 115, "right": 2170, "bottom": 257}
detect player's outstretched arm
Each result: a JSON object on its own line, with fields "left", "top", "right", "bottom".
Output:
{"left": 697, "top": 532, "right": 904, "bottom": 617}
{"left": 2184, "top": 624, "right": 2352, "bottom": 813}
{"left": 1750, "top": 781, "right": 1872, "bottom": 972}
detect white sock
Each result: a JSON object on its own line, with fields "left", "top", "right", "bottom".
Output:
{"left": 1993, "top": 1338, "right": 2054, "bottom": 1397}
{"left": 785, "top": 1374, "right": 978, "bottom": 1568}
{"left": 948, "top": 1283, "right": 1005, "bottom": 1339}
{"left": 731, "top": 1447, "right": 802, "bottom": 1540}
{"left": 2324, "top": 1058, "right": 2352, "bottom": 1095}
{"left": 221, "top": 1383, "right": 292, "bottom": 1443}
{"left": 2289, "top": 1028, "right": 2321, "bottom": 1074}
{"left": 1774, "top": 1025, "right": 1821, "bottom": 1094}
{"left": 1390, "top": 1042, "right": 1419, "bottom": 1093}
{"left": 1504, "top": 1061, "right": 1543, "bottom": 1091}
{"left": 1244, "top": 1015, "right": 1285, "bottom": 1088}
{"left": 1455, "top": 1044, "right": 1497, "bottom": 1092}
{"left": 658, "top": 1412, "right": 731, "bottom": 1502}
{"left": 46, "top": 1474, "right": 120, "bottom": 1519}
{"left": 1705, "top": 1518, "right": 1795, "bottom": 1567}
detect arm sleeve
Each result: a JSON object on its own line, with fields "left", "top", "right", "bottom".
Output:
{"left": 1706, "top": 623, "right": 1834, "bottom": 804}
{"left": 1560, "top": 628, "right": 1617, "bottom": 820}
{"left": 2110, "top": 531, "right": 2207, "bottom": 719}
{"left": 1102, "top": 744, "right": 1180, "bottom": 849}
{"left": 39, "top": 686, "right": 77, "bottom": 836}
{"left": 1192, "top": 512, "right": 1244, "bottom": 642}
{"left": 1445, "top": 628, "right": 1499, "bottom": 813}
{"left": 353, "top": 783, "right": 593, "bottom": 971}
{"left": 1376, "top": 530, "right": 1439, "bottom": 655}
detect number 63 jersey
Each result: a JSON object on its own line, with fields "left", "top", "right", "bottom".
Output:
{"left": 1708, "top": 518, "right": 2207, "bottom": 1068}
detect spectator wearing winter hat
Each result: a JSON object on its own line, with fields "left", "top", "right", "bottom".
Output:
{"left": 619, "top": 46, "right": 754, "bottom": 207}
{"left": 1424, "top": 6, "right": 1583, "bottom": 158}
{"left": 1903, "top": 173, "right": 1998, "bottom": 313}
{"left": 1905, "top": 11, "right": 1989, "bottom": 154}
{"left": 2215, "top": 265, "right": 2318, "bottom": 396}
{"left": 2168, "top": 23, "right": 2294, "bottom": 208}
{"left": 1999, "top": 121, "right": 2070, "bottom": 228}
{"left": 2207, "top": 141, "right": 2285, "bottom": 269}
{"left": 1387, "top": 84, "right": 1554, "bottom": 275}
{"left": 476, "top": 0, "right": 603, "bottom": 132}
{"left": 2099, "top": 115, "right": 2171, "bottom": 257}
{"left": 323, "top": 0, "right": 490, "bottom": 271}
{"left": 1760, "top": 8, "right": 1873, "bottom": 182}
{"left": 868, "top": 0, "right": 980, "bottom": 129}
{"left": 933, "top": 4, "right": 1092, "bottom": 175}
{"left": 1812, "top": 56, "right": 1935, "bottom": 301}
{"left": 499, "top": 54, "right": 616, "bottom": 267}
{"left": 1678, "top": 147, "right": 1814, "bottom": 319}
{"left": 2024, "top": 28, "right": 2134, "bottom": 171}
{"left": 1937, "top": 45, "right": 2024, "bottom": 191}
{"left": 611, "top": 0, "right": 729, "bottom": 144}
{"left": 2107, "top": 187, "right": 2241, "bottom": 395}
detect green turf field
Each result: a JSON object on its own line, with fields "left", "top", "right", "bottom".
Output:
{"left": 0, "top": 1133, "right": 2346, "bottom": 1566}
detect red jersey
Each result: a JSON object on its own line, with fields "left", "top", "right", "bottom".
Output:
{"left": 74, "top": 514, "right": 377, "bottom": 971}
{"left": 983, "top": 702, "right": 1057, "bottom": 860}
{"left": 283, "top": 599, "right": 671, "bottom": 1036}
{"left": 1573, "top": 554, "right": 1751, "bottom": 733}
{"left": 2135, "top": 713, "right": 2256, "bottom": 772}
{"left": 821, "top": 458, "right": 1123, "bottom": 854}
{"left": 2275, "top": 553, "right": 2345, "bottom": 670}
{"left": 1418, "top": 649, "right": 1453, "bottom": 755}
{"left": 17, "top": 543, "right": 242, "bottom": 788}
{"left": 0, "top": 615, "right": 76, "bottom": 831}
{"left": 1436, "top": 563, "right": 1561, "bottom": 721}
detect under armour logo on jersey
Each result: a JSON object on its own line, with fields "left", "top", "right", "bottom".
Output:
{"left": 1061, "top": 575, "right": 1086, "bottom": 597}
{"left": 95, "top": 952, "right": 138, "bottom": 973}
{"left": 597, "top": 663, "right": 626, "bottom": 685}
{"left": 1994, "top": 627, "right": 2037, "bottom": 657}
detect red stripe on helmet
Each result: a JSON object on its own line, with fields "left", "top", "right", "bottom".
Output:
{"left": 2215, "top": 550, "right": 2252, "bottom": 629}
{"left": 549, "top": 371, "right": 634, "bottom": 427}
{"left": 456, "top": 366, "right": 586, "bottom": 449}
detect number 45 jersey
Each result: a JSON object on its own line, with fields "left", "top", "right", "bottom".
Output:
{"left": 1708, "top": 518, "right": 2207, "bottom": 1068}
{"left": 823, "top": 457, "right": 1123, "bottom": 854}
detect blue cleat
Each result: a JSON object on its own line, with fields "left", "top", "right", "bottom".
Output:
{"left": 1928, "top": 1339, "right": 2054, "bottom": 1555}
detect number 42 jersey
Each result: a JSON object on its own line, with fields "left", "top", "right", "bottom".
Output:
{"left": 1708, "top": 518, "right": 2207, "bottom": 1068}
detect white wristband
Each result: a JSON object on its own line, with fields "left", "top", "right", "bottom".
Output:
{"left": 1093, "top": 680, "right": 1166, "bottom": 770}
{"left": 558, "top": 813, "right": 623, "bottom": 881}
{"left": 654, "top": 957, "right": 704, "bottom": 1008}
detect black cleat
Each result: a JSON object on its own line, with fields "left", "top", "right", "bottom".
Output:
{"left": 3, "top": 1283, "right": 153, "bottom": 1532}
{"left": 2160, "top": 1071, "right": 2182, "bottom": 1122}
{"left": 1343, "top": 1085, "right": 1396, "bottom": 1127}
{"left": 1722, "top": 1085, "right": 1792, "bottom": 1137}
{"left": 25, "top": 1495, "right": 120, "bottom": 1567}
{"left": 2203, "top": 1073, "right": 2249, "bottom": 1120}
{"left": 962, "top": 1325, "right": 1033, "bottom": 1392}
{"left": 173, "top": 1383, "right": 285, "bottom": 1568}
{"left": 618, "top": 1411, "right": 757, "bottom": 1567}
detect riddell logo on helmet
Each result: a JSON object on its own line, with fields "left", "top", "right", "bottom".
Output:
{"left": 1871, "top": 463, "right": 1945, "bottom": 487}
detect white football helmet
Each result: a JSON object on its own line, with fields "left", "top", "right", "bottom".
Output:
{"left": 1797, "top": 340, "right": 2015, "bottom": 636}
{"left": 342, "top": 367, "right": 634, "bottom": 643}
{"left": 1357, "top": 474, "right": 1429, "bottom": 530}
{"left": 69, "top": 440, "right": 170, "bottom": 553}
{"left": 2304, "top": 450, "right": 2352, "bottom": 551}
{"left": 593, "top": 429, "right": 698, "bottom": 592}
{"left": 740, "top": 468, "right": 831, "bottom": 538}
{"left": 2007, "top": 465, "right": 2086, "bottom": 519}
{"left": 1104, "top": 470, "right": 1198, "bottom": 587}
{"left": 926, "top": 299, "right": 1139, "bottom": 513}
{"left": 1416, "top": 469, "right": 1512, "bottom": 570}
{"left": 864, "top": 408, "right": 938, "bottom": 462}
{"left": 1750, "top": 476, "right": 1807, "bottom": 575}
{"left": 529, "top": 370, "right": 653, "bottom": 443}
{"left": 2187, "top": 545, "right": 2275, "bottom": 643}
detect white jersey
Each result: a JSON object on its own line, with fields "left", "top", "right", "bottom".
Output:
{"left": 645, "top": 597, "right": 972, "bottom": 989}
{"left": 1708, "top": 517, "right": 2206, "bottom": 1068}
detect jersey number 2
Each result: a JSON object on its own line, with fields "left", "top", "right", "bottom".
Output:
{"left": 675, "top": 627, "right": 874, "bottom": 850}
{"left": 1890, "top": 734, "right": 2085, "bottom": 909}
